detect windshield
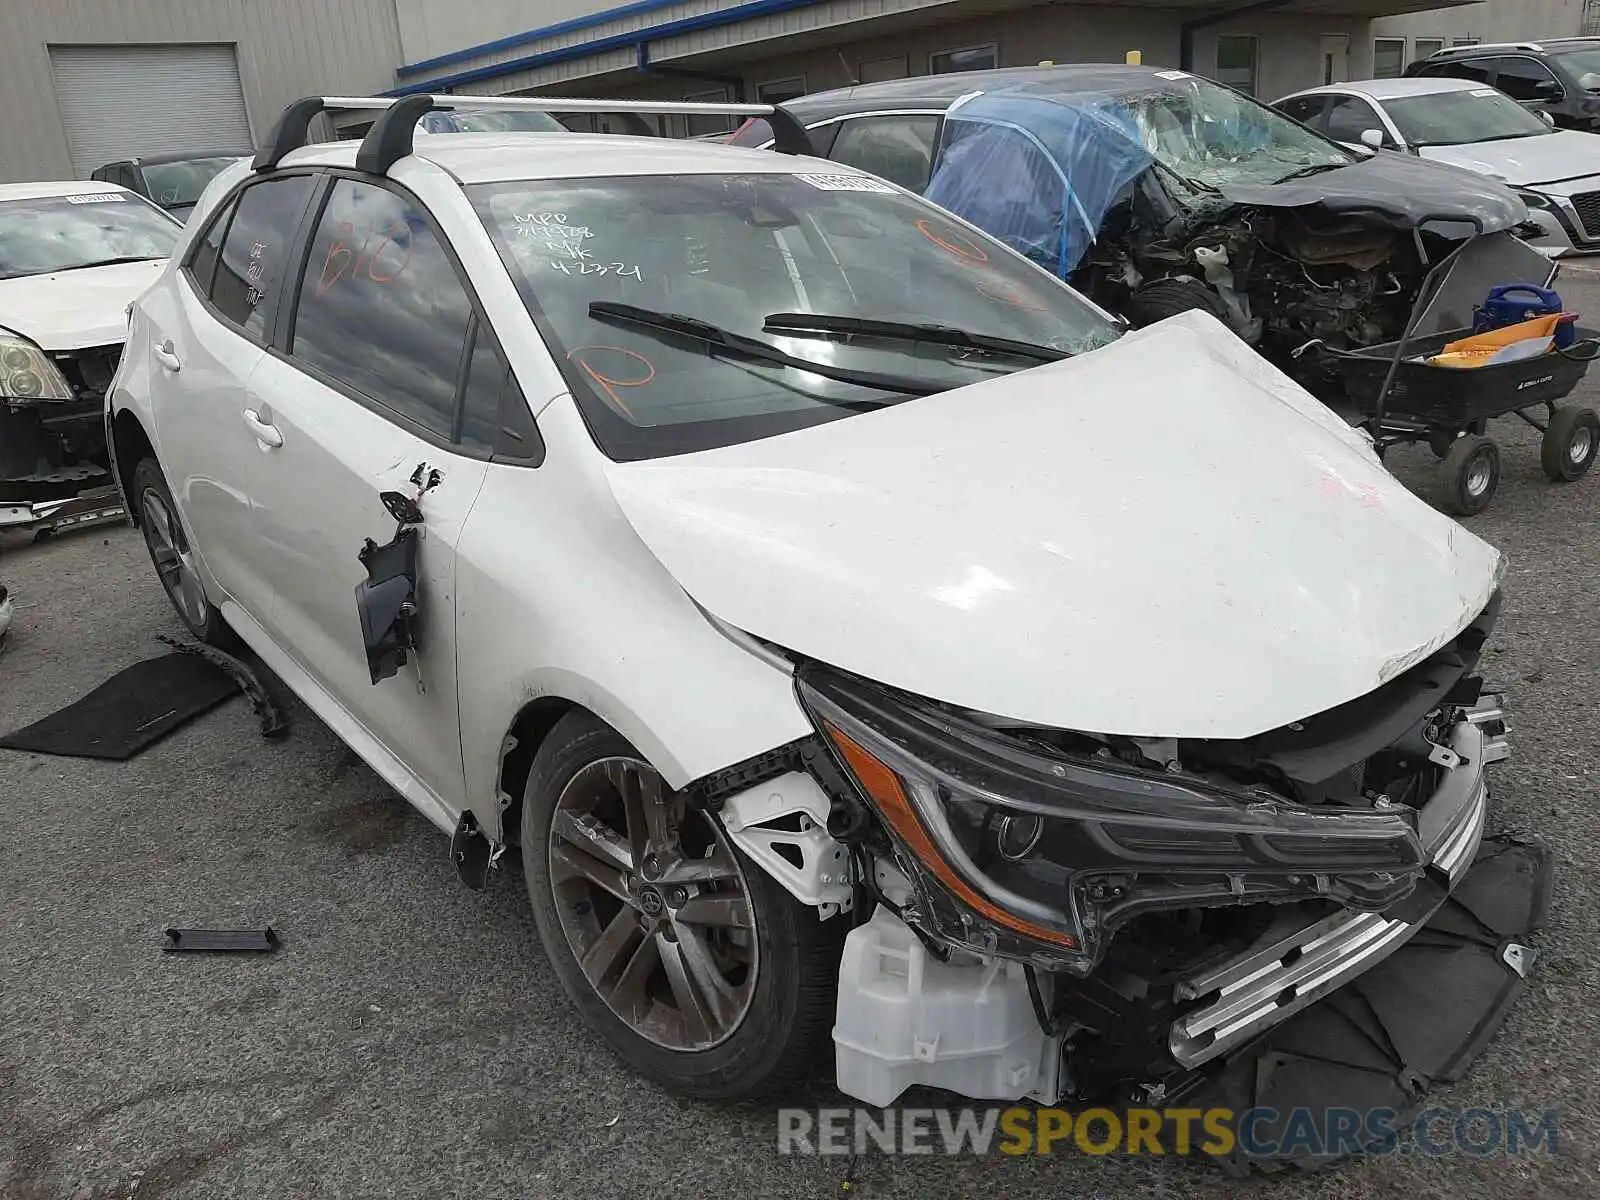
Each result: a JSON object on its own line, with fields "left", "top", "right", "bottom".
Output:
{"left": 1385, "top": 89, "right": 1551, "bottom": 146}
{"left": 419, "top": 109, "right": 566, "bottom": 134}
{"left": 1118, "top": 75, "right": 1351, "bottom": 189}
{"left": 142, "top": 157, "right": 242, "bottom": 210}
{"left": 471, "top": 173, "right": 1120, "bottom": 459}
{"left": 0, "top": 191, "right": 179, "bottom": 280}
{"left": 1552, "top": 47, "right": 1600, "bottom": 90}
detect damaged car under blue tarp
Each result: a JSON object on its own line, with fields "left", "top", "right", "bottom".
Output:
{"left": 926, "top": 90, "right": 1156, "bottom": 279}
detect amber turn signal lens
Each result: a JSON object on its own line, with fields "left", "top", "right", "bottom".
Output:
{"left": 823, "top": 721, "right": 1078, "bottom": 950}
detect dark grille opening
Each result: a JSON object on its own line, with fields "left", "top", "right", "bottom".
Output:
{"left": 1570, "top": 191, "right": 1600, "bottom": 240}
{"left": 50, "top": 344, "right": 122, "bottom": 402}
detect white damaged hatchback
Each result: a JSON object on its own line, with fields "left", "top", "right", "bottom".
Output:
{"left": 108, "top": 96, "right": 1544, "bottom": 1167}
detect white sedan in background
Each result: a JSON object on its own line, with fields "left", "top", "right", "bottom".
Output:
{"left": 1274, "top": 76, "right": 1600, "bottom": 256}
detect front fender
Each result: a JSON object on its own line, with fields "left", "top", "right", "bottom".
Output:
{"left": 454, "top": 397, "right": 812, "bottom": 842}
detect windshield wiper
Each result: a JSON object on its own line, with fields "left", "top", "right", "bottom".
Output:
{"left": 1274, "top": 161, "right": 1349, "bottom": 184}
{"left": 56, "top": 255, "right": 165, "bottom": 272}
{"left": 762, "top": 313, "right": 1072, "bottom": 363}
{"left": 587, "top": 301, "right": 946, "bottom": 398}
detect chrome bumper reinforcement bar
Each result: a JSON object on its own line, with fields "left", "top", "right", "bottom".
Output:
{"left": 1169, "top": 717, "right": 1495, "bottom": 1069}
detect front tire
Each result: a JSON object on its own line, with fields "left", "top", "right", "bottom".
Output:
{"left": 131, "top": 457, "right": 231, "bottom": 645}
{"left": 1439, "top": 435, "right": 1501, "bottom": 517}
{"left": 521, "top": 711, "right": 843, "bottom": 1099}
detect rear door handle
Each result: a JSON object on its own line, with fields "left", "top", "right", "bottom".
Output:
{"left": 153, "top": 340, "right": 182, "bottom": 372}
{"left": 243, "top": 408, "right": 283, "bottom": 448}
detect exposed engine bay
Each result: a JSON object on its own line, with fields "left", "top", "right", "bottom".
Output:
{"left": 700, "top": 590, "right": 1546, "bottom": 1164}
{"left": 0, "top": 343, "right": 121, "bottom": 531}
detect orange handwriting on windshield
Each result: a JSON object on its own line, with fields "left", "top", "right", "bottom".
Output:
{"left": 567, "top": 346, "right": 655, "bottom": 419}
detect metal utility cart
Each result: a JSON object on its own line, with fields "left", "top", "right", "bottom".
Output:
{"left": 1301, "top": 222, "right": 1600, "bottom": 516}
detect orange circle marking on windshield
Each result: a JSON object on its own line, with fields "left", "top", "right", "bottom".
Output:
{"left": 976, "top": 278, "right": 1048, "bottom": 311}
{"left": 916, "top": 218, "right": 989, "bottom": 265}
{"left": 568, "top": 346, "right": 655, "bottom": 418}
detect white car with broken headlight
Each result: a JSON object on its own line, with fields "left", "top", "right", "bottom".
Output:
{"left": 106, "top": 95, "right": 1535, "bottom": 1158}
{"left": 1, "top": 181, "right": 180, "bottom": 530}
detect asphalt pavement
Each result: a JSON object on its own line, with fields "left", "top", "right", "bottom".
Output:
{"left": 4, "top": 275, "right": 1600, "bottom": 1199}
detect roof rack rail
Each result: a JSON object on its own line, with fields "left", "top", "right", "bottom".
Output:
{"left": 253, "top": 94, "right": 815, "bottom": 174}
{"left": 1426, "top": 40, "right": 1546, "bottom": 57}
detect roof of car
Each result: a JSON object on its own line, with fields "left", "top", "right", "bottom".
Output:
{"left": 776, "top": 63, "right": 1213, "bottom": 122}
{"left": 275, "top": 131, "right": 844, "bottom": 183}
{"left": 1279, "top": 77, "right": 1491, "bottom": 103}
{"left": 125, "top": 150, "right": 252, "bottom": 165}
{"left": 0, "top": 181, "right": 135, "bottom": 202}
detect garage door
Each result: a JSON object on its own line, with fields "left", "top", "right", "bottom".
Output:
{"left": 49, "top": 44, "right": 254, "bottom": 177}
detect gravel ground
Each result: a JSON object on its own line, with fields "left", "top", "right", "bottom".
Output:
{"left": 3, "top": 272, "right": 1600, "bottom": 1199}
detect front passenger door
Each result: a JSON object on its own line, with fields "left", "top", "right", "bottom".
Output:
{"left": 245, "top": 175, "right": 496, "bottom": 821}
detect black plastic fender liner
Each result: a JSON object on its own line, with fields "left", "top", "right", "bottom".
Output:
{"left": 1180, "top": 839, "right": 1553, "bottom": 1175}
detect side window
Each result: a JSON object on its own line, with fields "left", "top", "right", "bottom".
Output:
{"left": 458, "top": 318, "right": 538, "bottom": 459}
{"left": 289, "top": 177, "right": 473, "bottom": 438}
{"left": 829, "top": 115, "right": 940, "bottom": 192}
{"left": 211, "top": 174, "right": 316, "bottom": 342}
{"left": 1492, "top": 57, "right": 1563, "bottom": 102}
{"left": 1324, "top": 95, "right": 1387, "bottom": 143}
{"left": 1435, "top": 57, "right": 1494, "bottom": 84}
{"left": 1276, "top": 96, "right": 1329, "bottom": 129}
{"left": 186, "top": 194, "right": 237, "bottom": 295}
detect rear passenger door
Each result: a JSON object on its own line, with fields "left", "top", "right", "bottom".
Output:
{"left": 142, "top": 171, "right": 318, "bottom": 623}
{"left": 244, "top": 174, "right": 519, "bottom": 821}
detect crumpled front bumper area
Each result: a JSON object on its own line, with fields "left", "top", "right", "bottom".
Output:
{"left": 1169, "top": 712, "right": 1503, "bottom": 1069}
{"left": 1183, "top": 837, "right": 1552, "bottom": 1174}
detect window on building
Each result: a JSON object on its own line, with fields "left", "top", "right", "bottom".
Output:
{"left": 930, "top": 44, "right": 998, "bottom": 75}
{"left": 288, "top": 177, "right": 474, "bottom": 438}
{"left": 859, "top": 55, "right": 909, "bottom": 83}
{"left": 1414, "top": 37, "right": 1446, "bottom": 61}
{"left": 828, "top": 115, "right": 941, "bottom": 192}
{"left": 758, "top": 77, "right": 806, "bottom": 104}
{"left": 684, "top": 86, "right": 736, "bottom": 138}
{"left": 1374, "top": 37, "right": 1408, "bottom": 78}
{"left": 1215, "top": 35, "right": 1259, "bottom": 95}
{"left": 209, "top": 174, "right": 316, "bottom": 342}
{"left": 1491, "top": 56, "right": 1565, "bottom": 102}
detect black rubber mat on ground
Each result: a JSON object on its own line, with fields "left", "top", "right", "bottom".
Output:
{"left": 1187, "top": 839, "right": 1553, "bottom": 1175}
{"left": 0, "top": 652, "right": 239, "bottom": 760}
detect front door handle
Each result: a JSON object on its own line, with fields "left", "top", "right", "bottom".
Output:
{"left": 153, "top": 340, "right": 182, "bottom": 373}
{"left": 243, "top": 408, "right": 283, "bottom": 448}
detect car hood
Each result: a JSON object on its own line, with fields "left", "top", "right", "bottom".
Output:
{"left": 1217, "top": 148, "right": 1527, "bottom": 234}
{"left": 1419, "top": 129, "right": 1600, "bottom": 187}
{"left": 0, "top": 258, "right": 165, "bottom": 349}
{"left": 604, "top": 311, "right": 1503, "bottom": 740}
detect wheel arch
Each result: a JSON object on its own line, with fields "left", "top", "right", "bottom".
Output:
{"left": 495, "top": 694, "right": 579, "bottom": 847}
{"left": 111, "top": 407, "right": 155, "bottom": 528}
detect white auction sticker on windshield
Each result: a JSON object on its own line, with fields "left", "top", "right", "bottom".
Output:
{"left": 794, "top": 173, "right": 897, "bottom": 193}
{"left": 65, "top": 193, "right": 126, "bottom": 204}
{"left": 1156, "top": 70, "right": 1190, "bottom": 80}
{"left": 1471, "top": 87, "right": 1500, "bottom": 97}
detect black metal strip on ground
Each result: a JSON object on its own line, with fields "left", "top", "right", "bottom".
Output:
{"left": 157, "top": 633, "right": 289, "bottom": 739}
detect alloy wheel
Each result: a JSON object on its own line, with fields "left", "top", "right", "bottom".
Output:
{"left": 140, "top": 488, "right": 208, "bottom": 629}
{"left": 547, "top": 757, "right": 758, "bottom": 1050}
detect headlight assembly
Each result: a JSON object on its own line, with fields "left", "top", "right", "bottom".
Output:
{"left": 0, "top": 329, "right": 72, "bottom": 403}
{"left": 798, "top": 666, "right": 1427, "bottom": 974}
{"left": 1514, "top": 187, "right": 1555, "bottom": 212}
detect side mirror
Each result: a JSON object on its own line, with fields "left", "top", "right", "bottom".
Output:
{"left": 1539, "top": 109, "right": 1556, "bottom": 127}
{"left": 1360, "top": 128, "right": 1386, "bottom": 150}
{"left": 1535, "top": 79, "right": 1565, "bottom": 98}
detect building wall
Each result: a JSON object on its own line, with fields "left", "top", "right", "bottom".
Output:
{"left": 0, "top": 0, "right": 404, "bottom": 183}
{"left": 426, "top": 3, "right": 1375, "bottom": 105}
{"left": 1372, "top": 0, "right": 1586, "bottom": 42}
